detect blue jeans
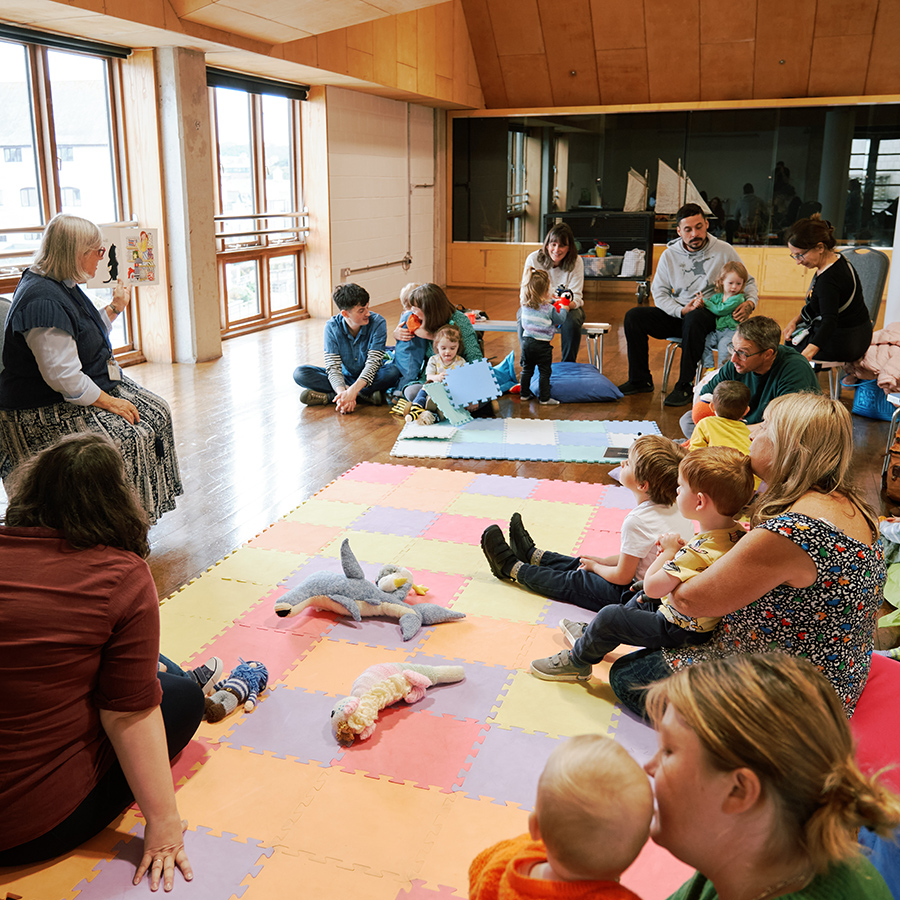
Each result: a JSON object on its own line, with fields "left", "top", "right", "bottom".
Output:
{"left": 571, "top": 593, "right": 713, "bottom": 666}
{"left": 608, "top": 648, "right": 674, "bottom": 719}
{"left": 514, "top": 549, "right": 631, "bottom": 612}
{"left": 292, "top": 363, "right": 401, "bottom": 398}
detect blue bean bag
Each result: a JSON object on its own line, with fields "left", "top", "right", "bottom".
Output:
{"left": 529, "top": 362, "right": 624, "bottom": 403}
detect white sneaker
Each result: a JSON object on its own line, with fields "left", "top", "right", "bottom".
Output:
{"left": 539, "top": 397, "right": 560, "bottom": 406}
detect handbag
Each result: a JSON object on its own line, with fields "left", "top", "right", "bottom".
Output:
{"left": 843, "top": 377, "right": 894, "bottom": 422}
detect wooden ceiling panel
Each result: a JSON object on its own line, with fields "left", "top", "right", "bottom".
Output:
{"left": 538, "top": 0, "right": 600, "bottom": 106}
{"left": 866, "top": 1, "right": 900, "bottom": 94}
{"left": 489, "top": 0, "right": 545, "bottom": 57}
{"left": 645, "top": 0, "right": 701, "bottom": 103}
{"left": 346, "top": 20, "right": 374, "bottom": 53}
{"left": 596, "top": 48, "right": 650, "bottom": 105}
{"left": 590, "top": 0, "right": 646, "bottom": 51}
{"left": 808, "top": 34, "right": 871, "bottom": 97}
{"left": 699, "top": 40, "right": 754, "bottom": 100}
{"left": 700, "top": 0, "right": 756, "bottom": 44}
{"left": 417, "top": 6, "right": 437, "bottom": 96}
{"left": 434, "top": 1, "right": 454, "bottom": 77}
{"left": 499, "top": 53, "right": 553, "bottom": 107}
{"left": 373, "top": 15, "right": 399, "bottom": 86}
{"left": 317, "top": 29, "right": 349, "bottom": 74}
{"left": 753, "top": 0, "right": 815, "bottom": 98}
{"left": 460, "top": 0, "right": 509, "bottom": 106}
{"left": 814, "top": 0, "right": 878, "bottom": 37}
{"left": 396, "top": 9, "right": 418, "bottom": 67}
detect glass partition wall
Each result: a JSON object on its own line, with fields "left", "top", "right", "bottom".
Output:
{"left": 452, "top": 103, "right": 900, "bottom": 249}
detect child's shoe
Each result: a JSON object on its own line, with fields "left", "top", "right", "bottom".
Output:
{"left": 559, "top": 618, "right": 587, "bottom": 648}
{"left": 299, "top": 388, "right": 329, "bottom": 406}
{"left": 539, "top": 397, "right": 560, "bottom": 406}
{"left": 405, "top": 404, "right": 426, "bottom": 422}
{"left": 530, "top": 650, "right": 592, "bottom": 682}
{"left": 520, "top": 391, "right": 534, "bottom": 401}
{"left": 480, "top": 525, "right": 521, "bottom": 582}
{"left": 509, "top": 512, "right": 538, "bottom": 564}
{"left": 358, "top": 390, "right": 384, "bottom": 406}
{"left": 188, "top": 656, "right": 224, "bottom": 696}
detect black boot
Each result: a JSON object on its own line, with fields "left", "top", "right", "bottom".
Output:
{"left": 509, "top": 513, "right": 537, "bottom": 565}
{"left": 481, "top": 526, "right": 520, "bottom": 581}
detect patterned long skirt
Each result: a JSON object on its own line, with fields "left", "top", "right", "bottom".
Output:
{"left": 0, "top": 375, "right": 182, "bottom": 524}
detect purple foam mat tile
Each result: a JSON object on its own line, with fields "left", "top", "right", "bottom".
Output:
{"left": 349, "top": 505, "right": 438, "bottom": 537}
{"left": 463, "top": 473, "right": 540, "bottom": 498}
{"left": 74, "top": 826, "right": 272, "bottom": 899}
{"left": 455, "top": 725, "right": 563, "bottom": 808}
{"left": 326, "top": 617, "right": 428, "bottom": 651}
{"left": 222, "top": 685, "right": 344, "bottom": 765}
{"left": 278, "top": 556, "right": 383, "bottom": 590}
{"left": 601, "top": 485, "right": 637, "bottom": 510}
{"left": 537, "top": 597, "right": 597, "bottom": 627}
{"left": 501, "top": 445, "right": 560, "bottom": 462}
{"left": 554, "top": 431, "right": 615, "bottom": 447}
{"left": 610, "top": 705, "right": 659, "bottom": 766}
{"left": 405, "top": 653, "right": 516, "bottom": 720}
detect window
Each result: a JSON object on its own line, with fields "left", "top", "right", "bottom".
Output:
{"left": 0, "top": 37, "right": 133, "bottom": 352}
{"left": 210, "top": 83, "right": 307, "bottom": 336}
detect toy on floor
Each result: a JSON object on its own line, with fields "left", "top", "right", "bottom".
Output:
{"left": 205, "top": 659, "right": 269, "bottom": 723}
{"left": 273, "top": 538, "right": 465, "bottom": 640}
{"left": 331, "top": 661, "right": 466, "bottom": 745}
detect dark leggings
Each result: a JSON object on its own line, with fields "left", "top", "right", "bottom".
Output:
{"left": 0, "top": 672, "right": 204, "bottom": 866}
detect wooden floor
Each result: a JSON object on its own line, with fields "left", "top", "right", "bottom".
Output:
{"left": 1, "top": 285, "right": 892, "bottom": 600}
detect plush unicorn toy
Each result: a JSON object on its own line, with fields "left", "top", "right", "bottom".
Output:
{"left": 331, "top": 662, "right": 465, "bottom": 745}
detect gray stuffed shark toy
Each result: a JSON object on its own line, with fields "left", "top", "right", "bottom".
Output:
{"left": 273, "top": 538, "right": 465, "bottom": 640}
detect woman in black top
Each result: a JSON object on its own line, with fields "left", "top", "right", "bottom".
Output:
{"left": 783, "top": 214, "right": 872, "bottom": 362}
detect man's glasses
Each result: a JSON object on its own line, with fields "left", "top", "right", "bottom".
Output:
{"left": 727, "top": 342, "right": 765, "bottom": 362}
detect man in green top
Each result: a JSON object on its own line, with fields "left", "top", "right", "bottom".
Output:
{"left": 680, "top": 316, "right": 821, "bottom": 439}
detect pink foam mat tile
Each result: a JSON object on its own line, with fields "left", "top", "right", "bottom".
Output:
{"left": 574, "top": 528, "right": 623, "bottom": 558}
{"left": 584, "top": 506, "right": 630, "bottom": 531}
{"left": 620, "top": 839, "right": 696, "bottom": 900}
{"left": 247, "top": 519, "right": 343, "bottom": 554}
{"left": 221, "top": 685, "right": 346, "bottom": 765}
{"left": 170, "top": 734, "right": 218, "bottom": 788}
{"left": 393, "top": 468, "right": 480, "bottom": 496}
{"left": 402, "top": 570, "right": 468, "bottom": 608}
{"left": 462, "top": 473, "right": 540, "bottom": 498}
{"left": 529, "top": 479, "right": 610, "bottom": 505}
{"left": 603, "top": 484, "right": 639, "bottom": 509}
{"left": 344, "top": 462, "right": 418, "bottom": 484}
{"left": 337, "top": 707, "right": 485, "bottom": 790}
{"left": 420, "top": 513, "right": 508, "bottom": 546}
{"left": 453, "top": 724, "right": 563, "bottom": 808}
{"left": 72, "top": 826, "right": 273, "bottom": 899}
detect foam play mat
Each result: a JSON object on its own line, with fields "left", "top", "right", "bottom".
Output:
{"left": 0, "top": 463, "right": 694, "bottom": 900}
{"left": 390, "top": 418, "right": 662, "bottom": 462}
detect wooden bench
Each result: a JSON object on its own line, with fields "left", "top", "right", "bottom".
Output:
{"left": 471, "top": 320, "right": 610, "bottom": 373}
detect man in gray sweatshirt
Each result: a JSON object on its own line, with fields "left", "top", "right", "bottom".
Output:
{"left": 618, "top": 203, "right": 758, "bottom": 407}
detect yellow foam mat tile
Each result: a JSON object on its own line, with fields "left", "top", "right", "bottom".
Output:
{"left": 239, "top": 849, "right": 404, "bottom": 900}
{"left": 285, "top": 498, "right": 370, "bottom": 527}
{"left": 275, "top": 768, "right": 449, "bottom": 878}
{"left": 158, "top": 611, "right": 232, "bottom": 668}
{"left": 320, "top": 531, "right": 415, "bottom": 565}
{"left": 207, "top": 547, "right": 308, "bottom": 586}
{"left": 450, "top": 573, "right": 548, "bottom": 624}
{"left": 442, "top": 493, "right": 523, "bottom": 522}
{"left": 516, "top": 499, "right": 595, "bottom": 555}
{"left": 278, "top": 639, "right": 413, "bottom": 695}
{"left": 417, "top": 794, "right": 530, "bottom": 893}
{"left": 173, "top": 745, "right": 328, "bottom": 844}
{"left": 418, "top": 615, "right": 544, "bottom": 668}
{"left": 380, "top": 487, "right": 462, "bottom": 513}
{"left": 490, "top": 669, "right": 619, "bottom": 738}
{"left": 160, "top": 576, "right": 272, "bottom": 622}
{"left": 314, "top": 479, "right": 398, "bottom": 506}
{"left": 0, "top": 811, "right": 141, "bottom": 900}
{"left": 400, "top": 538, "right": 487, "bottom": 575}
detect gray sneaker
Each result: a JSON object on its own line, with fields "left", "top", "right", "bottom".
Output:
{"left": 299, "top": 388, "right": 329, "bottom": 406}
{"left": 559, "top": 618, "right": 587, "bottom": 648}
{"left": 530, "top": 649, "right": 592, "bottom": 682}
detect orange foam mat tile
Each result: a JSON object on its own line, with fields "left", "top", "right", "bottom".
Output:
{"left": 314, "top": 478, "right": 399, "bottom": 506}
{"left": 247, "top": 519, "right": 344, "bottom": 554}
{"left": 274, "top": 768, "right": 451, "bottom": 878}
{"left": 172, "top": 744, "right": 329, "bottom": 846}
{"left": 239, "top": 848, "right": 406, "bottom": 900}
{"left": 417, "top": 615, "right": 545, "bottom": 668}
{"left": 278, "top": 639, "right": 414, "bottom": 695}
{"left": 389, "top": 468, "right": 479, "bottom": 496}
{"left": 415, "top": 793, "right": 530, "bottom": 894}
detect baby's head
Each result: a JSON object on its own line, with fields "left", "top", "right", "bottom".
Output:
{"left": 715, "top": 260, "right": 748, "bottom": 296}
{"left": 433, "top": 324, "right": 461, "bottom": 365}
{"left": 522, "top": 267, "right": 551, "bottom": 309}
{"left": 628, "top": 434, "right": 687, "bottom": 506}
{"left": 530, "top": 735, "right": 652, "bottom": 881}
{"left": 711, "top": 380, "right": 751, "bottom": 422}
{"left": 679, "top": 446, "right": 755, "bottom": 519}
{"left": 399, "top": 282, "right": 420, "bottom": 310}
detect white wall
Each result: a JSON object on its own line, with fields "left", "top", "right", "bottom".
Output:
{"left": 326, "top": 87, "right": 436, "bottom": 310}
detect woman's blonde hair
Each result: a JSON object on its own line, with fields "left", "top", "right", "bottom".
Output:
{"left": 31, "top": 213, "right": 102, "bottom": 283}
{"left": 714, "top": 260, "right": 749, "bottom": 294}
{"left": 522, "top": 267, "right": 551, "bottom": 310}
{"left": 751, "top": 392, "right": 878, "bottom": 534}
{"left": 646, "top": 653, "right": 900, "bottom": 875}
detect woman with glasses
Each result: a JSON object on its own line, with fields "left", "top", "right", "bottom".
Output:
{"left": 783, "top": 214, "right": 872, "bottom": 363}
{"left": 611, "top": 392, "right": 884, "bottom": 721}
{"left": 0, "top": 214, "right": 182, "bottom": 523}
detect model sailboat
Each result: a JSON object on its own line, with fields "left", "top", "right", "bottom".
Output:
{"left": 655, "top": 159, "right": 711, "bottom": 215}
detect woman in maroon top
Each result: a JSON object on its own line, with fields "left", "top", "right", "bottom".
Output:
{"left": 0, "top": 434, "right": 203, "bottom": 891}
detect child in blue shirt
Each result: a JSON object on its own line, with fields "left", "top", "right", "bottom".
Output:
{"left": 520, "top": 268, "right": 567, "bottom": 405}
